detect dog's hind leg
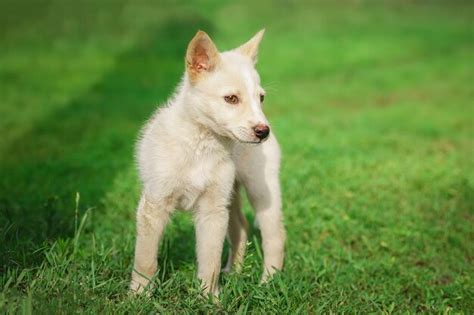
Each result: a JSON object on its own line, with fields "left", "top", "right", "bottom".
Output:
{"left": 223, "top": 182, "right": 249, "bottom": 273}
{"left": 130, "top": 194, "right": 172, "bottom": 294}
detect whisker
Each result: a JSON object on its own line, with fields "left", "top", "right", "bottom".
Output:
{"left": 263, "top": 81, "right": 279, "bottom": 93}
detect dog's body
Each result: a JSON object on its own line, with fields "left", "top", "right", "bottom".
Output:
{"left": 130, "top": 30, "right": 285, "bottom": 296}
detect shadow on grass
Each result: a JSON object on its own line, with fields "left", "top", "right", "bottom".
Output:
{"left": 0, "top": 13, "right": 213, "bottom": 271}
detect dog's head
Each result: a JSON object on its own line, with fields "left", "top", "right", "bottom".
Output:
{"left": 185, "top": 30, "right": 270, "bottom": 144}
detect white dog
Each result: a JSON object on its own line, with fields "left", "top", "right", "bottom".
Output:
{"left": 130, "top": 30, "right": 285, "bottom": 297}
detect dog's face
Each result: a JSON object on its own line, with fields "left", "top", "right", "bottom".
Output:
{"left": 185, "top": 30, "right": 270, "bottom": 143}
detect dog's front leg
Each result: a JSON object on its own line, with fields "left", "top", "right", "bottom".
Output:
{"left": 130, "top": 195, "right": 172, "bottom": 294}
{"left": 194, "top": 190, "right": 230, "bottom": 297}
{"left": 245, "top": 168, "right": 286, "bottom": 282}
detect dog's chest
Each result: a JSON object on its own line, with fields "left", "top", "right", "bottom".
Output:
{"left": 188, "top": 158, "right": 215, "bottom": 189}
{"left": 177, "top": 147, "right": 229, "bottom": 211}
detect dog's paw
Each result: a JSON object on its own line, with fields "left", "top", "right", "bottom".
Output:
{"left": 253, "top": 217, "right": 260, "bottom": 230}
{"left": 260, "top": 268, "right": 280, "bottom": 284}
{"left": 221, "top": 266, "right": 231, "bottom": 274}
{"left": 129, "top": 278, "right": 154, "bottom": 297}
{"left": 205, "top": 289, "right": 221, "bottom": 305}
{"left": 260, "top": 273, "right": 270, "bottom": 284}
{"left": 199, "top": 282, "right": 220, "bottom": 303}
{"left": 129, "top": 280, "right": 144, "bottom": 294}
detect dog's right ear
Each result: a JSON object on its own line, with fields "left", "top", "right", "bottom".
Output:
{"left": 186, "top": 31, "right": 220, "bottom": 81}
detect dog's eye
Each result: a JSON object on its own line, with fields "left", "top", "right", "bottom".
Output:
{"left": 260, "top": 94, "right": 265, "bottom": 103}
{"left": 224, "top": 95, "right": 239, "bottom": 104}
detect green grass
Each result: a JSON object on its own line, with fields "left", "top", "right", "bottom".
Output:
{"left": 1, "top": 0, "right": 473, "bottom": 313}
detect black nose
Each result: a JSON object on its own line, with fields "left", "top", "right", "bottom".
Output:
{"left": 254, "top": 124, "right": 270, "bottom": 140}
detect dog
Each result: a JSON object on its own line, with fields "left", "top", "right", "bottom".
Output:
{"left": 130, "top": 29, "right": 285, "bottom": 297}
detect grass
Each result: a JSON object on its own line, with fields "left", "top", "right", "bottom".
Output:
{"left": 0, "top": 0, "right": 473, "bottom": 313}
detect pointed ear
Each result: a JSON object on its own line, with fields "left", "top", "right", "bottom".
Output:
{"left": 236, "top": 29, "right": 265, "bottom": 63}
{"left": 186, "top": 31, "right": 220, "bottom": 80}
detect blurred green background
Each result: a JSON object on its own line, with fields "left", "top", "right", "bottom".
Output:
{"left": 0, "top": 0, "right": 472, "bottom": 313}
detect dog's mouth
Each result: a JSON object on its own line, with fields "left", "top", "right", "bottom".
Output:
{"left": 230, "top": 131, "right": 266, "bottom": 145}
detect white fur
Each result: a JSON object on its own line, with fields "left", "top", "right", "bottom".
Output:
{"left": 130, "top": 30, "right": 285, "bottom": 297}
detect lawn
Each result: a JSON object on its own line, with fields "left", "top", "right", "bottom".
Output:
{"left": 0, "top": 0, "right": 473, "bottom": 313}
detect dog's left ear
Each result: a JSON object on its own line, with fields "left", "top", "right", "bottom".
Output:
{"left": 236, "top": 29, "right": 265, "bottom": 64}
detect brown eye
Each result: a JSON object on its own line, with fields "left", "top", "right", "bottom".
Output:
{"left": 260, "top": 94, "right": 265, "bottom": 103}
{"left": 224, "top": 95, "right": 239, "bottom": 104}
